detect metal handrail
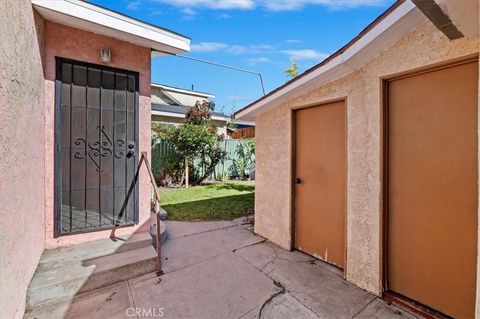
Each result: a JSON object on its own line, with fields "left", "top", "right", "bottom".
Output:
{"left": 110, "top": 151, "right": 163, "bottom": 275}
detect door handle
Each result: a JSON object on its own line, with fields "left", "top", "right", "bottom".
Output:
{"left": 126, "top": 143, "right": 135, "bottom": 158}
{"left": 295, "top": 177, "right": 303, "bottom": 184}
{"left": 127, "top": 143, "right": 135, "bottom": 158}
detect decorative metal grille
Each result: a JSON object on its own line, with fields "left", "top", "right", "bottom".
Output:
{"left": 55, "top": 59, "right": 139, "bottom": 236}
{"left": 73, "top": 125, "right": 126, "bottom": 172}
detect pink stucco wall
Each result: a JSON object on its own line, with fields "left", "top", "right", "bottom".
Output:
{"left": 0, "top": 2, "right": 46, "bottom": 318}
{"left": 43, "top": 22, "right": 152, "bottom": 248}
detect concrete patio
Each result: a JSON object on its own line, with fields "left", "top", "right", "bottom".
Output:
{"left": 30, "top": 220, "right": 420, "bottom": 319}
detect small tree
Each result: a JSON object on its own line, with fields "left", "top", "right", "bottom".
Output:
{"left": 152, "top": 124, "right": 184, "bottom": 185}
{"left": 185, "top": 100, "right": 214, "bottom": 125}
{"left": 153, "top": 101, "right": 227, "bottom": 188}
{"left": 284, "top": 58, "right": 298, "bottom": 79}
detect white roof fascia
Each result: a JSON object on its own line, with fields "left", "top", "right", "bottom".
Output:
{"left": 32, "top": 0, "right": 190, "bottom": 54}
{"left": 151, "top": 111, "right": 186, "bottom": 119}
{"left": 158, "top": 90, "right": 183, "bottom": 106}
{"left": 211, "top": 115, "right": 230, "bottom": 122}
{"left": 234, "top": 120, "right": 255, "bottom": 126}
{"left": 151, "top": 110, "right": 229, "bottom": 122}
{"left": 151, "top": 83, "right": 215, "bottom": 98}
{"left": 235, "top": 0, "right": 425, "bottom": 120}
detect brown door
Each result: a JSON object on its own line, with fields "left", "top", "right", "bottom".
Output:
{"left": 294, "top": 101, "right": 346, "bottom": 268}
{"left": 387, "top": 60, "right": 478, "bottom": 318}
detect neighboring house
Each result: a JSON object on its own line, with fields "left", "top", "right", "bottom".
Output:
{"left": 0, "top": 1, "right": 189, "bottom": 318}
{"left": 151, "top": 83, "right": 231, "bottom": 136}
{"left": 235, "top": 1, "right": 479, "bottom": 318}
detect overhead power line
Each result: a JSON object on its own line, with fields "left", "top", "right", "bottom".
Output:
{"left": 156, "top": 51, "right": 266, "bottom": 96}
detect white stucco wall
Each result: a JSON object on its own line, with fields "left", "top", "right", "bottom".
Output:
{"left": 254, "top": 20, "right": 479, "bottom": 297}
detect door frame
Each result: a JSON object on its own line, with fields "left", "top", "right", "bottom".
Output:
{"left": 54, "top": 57, "right": 140, "bottom": 237}
{"left": 381, "top": 55, "right": 479, "bottom": 317}
{"left": 290, "top": 98, "right": 348, "bottom": 273}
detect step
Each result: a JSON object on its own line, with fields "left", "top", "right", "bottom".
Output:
{"left": 26, "top": 245, "right": 157, "bottom": 312}
{"left": 115, "top": 231, "right": 154, "bottom": 253}
{"left": 39, "top": 231, "right": 152, "bottom": 266}
{"left": 159, "top": 207, "right": 168, "bottom": 220}
{"left": 80, "top": 245, "right": 158, "bottom": 293}
{"left": 150, "top": 220, "right": 167, "bottom": 248}
{"left": 24, "top": 298, "right": 72, "bottom": 319}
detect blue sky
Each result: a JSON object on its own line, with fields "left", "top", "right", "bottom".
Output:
{"left": 90, "top": 0, "right": 395, "bottom": 115}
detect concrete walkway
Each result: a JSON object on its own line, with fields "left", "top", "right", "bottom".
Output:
{"left": 50, "top": 220, "right": 420, "bottom": 319}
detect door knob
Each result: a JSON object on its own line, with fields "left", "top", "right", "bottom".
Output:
{"left": 295, "top": 177, "right": 302, "bottom": 184}
{"left": 126, "top": 143, "right": 135, "bottom": 158}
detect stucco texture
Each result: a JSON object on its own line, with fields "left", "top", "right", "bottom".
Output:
{"left": 254, "top": 20, "right": 479, "bottom": 296}
{"left": 0, "top": 2, "right": 46, "bottom": 318}
{"left": 43, "top": 22, "right": 152, "bottom": 248}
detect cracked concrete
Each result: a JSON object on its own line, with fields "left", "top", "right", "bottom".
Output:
{"left": 42, "top": 221, "right": 421, "bottom": 319}
{"left": 260, "top": 293, "right": 318, "bottom": 319}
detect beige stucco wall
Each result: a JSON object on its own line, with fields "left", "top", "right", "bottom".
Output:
{"left": 255, "top": 105, "right": 292, "bottom": 249}
{"left": 43, "top": 22, "right": 152, "bottom": 248}
{"left": 0, "top": 2, "right": 46, "bottom": 318}
{"left": 254, "top": 20, "right": 479, "bottom": 296}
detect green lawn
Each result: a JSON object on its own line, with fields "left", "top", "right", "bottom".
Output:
{"left": 161, "top": 181, "right": 254, "bottom": 221}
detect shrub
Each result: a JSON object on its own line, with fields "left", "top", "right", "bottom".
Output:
{"left": 230, "top": 140, "right": 255, "bottom": 179}
{"left": 152, "top": 101, "right": 227, "bottom": 187}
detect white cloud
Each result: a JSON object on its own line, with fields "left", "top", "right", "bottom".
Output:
{"left": 217, "top": 13, "right": 232, "bottom": 19}
{"left": 250, "top": 44, "right": 273, "bottom": 50}
{"left": 246, "top": 57, "right": 270, "bottom": 64}
{"left": 191, "top": 42, "right": 229, "bottom": 52}
{"left": 150, "top": 9, "right": 164, "bottom": 16}
{"left": 260, "top": 0, "right": 386, "bottom": 11}
{"left": 155, "top": 0, "right": 386, "bottom": 11}
{"left": 182, "top": 7, "right": 197, "bottom": 15}
{"left": 249, "top": 44, "right": 275, "bottom": 53}
{"left": 285, "top": 39, "right": 302, "bottom": 44}
{"left": 153, "top": 0, "right": 255, "bottom": 10}
{"left": 126, "top": 1, "right": 141, "bottom": 10}
{"left": 281, "top": 49, "right": 329, "bottom": 61}
{"left": 227, "top": 45, "right": 247, "bottom": 54}
{"left": 191, "top": 42, "right": 275, "bottom": 55}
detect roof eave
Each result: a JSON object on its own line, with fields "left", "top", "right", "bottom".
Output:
{"left": 151, "top": 111, "right": 229, "bottom": 122}
{"left": 151, "top": 104, "right": 229, "bottom": 122}
{"left": 151, "top": 83, "right": 215, "bottom": 98}
{"left": 151, "top": 110, "right": 186, "bottom": 118}
{"left": 32, "top": 0, "right": 190, "bottom": 54}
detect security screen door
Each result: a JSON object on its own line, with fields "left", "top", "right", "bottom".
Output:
{"left": 55, "top": 58, "right": 139, "bottom": 236}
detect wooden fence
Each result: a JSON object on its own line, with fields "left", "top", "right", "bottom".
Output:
{"left": 230, "top": 127, "right": 255, "bottom": 139}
